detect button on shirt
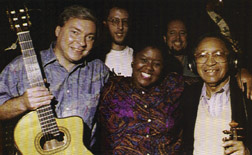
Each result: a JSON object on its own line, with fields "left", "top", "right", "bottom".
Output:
{"left": 0, "top": 43, "right": 109, "bottom": 135}
{"left": 201, "top": 81, "right": 230, "bottom": 117}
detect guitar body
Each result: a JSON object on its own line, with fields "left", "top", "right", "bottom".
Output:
{"left": 14, "top": 111, "right": 92, "bottom": 155}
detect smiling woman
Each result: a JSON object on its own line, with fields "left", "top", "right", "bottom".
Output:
{"left": 96, "top": 40, "right": 185, "bottom": 154}
{"left": 132, "top": 43, "right": 165, "bottom": 89}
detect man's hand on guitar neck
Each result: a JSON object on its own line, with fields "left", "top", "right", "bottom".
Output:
{"left": 0, "top": 86, "right": 54, "bottom": 120}
{"left": 21, "top": 86, "right": 54, "bottom": 110}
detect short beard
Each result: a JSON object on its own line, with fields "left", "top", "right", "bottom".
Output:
{"left": 169, "top": 47, "right": 186, "bottom": 56}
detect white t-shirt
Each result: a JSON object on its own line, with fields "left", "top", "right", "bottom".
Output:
{"left": 105, "top": 46, "right": 133, "bottom": 77}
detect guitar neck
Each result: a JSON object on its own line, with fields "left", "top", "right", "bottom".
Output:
{"left": 17, "top": 31, "right": 44, "bottom": 87}
{"left": 17, "top": 31, "right": 60, "bottom": 137}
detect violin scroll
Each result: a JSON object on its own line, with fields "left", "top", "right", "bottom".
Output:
{"left": 223, "top": 120, "right": 244, "bottom": 142}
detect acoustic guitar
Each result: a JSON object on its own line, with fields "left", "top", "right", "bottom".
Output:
{"left": 7, "top": 5, "right": 92, "bottom": 155}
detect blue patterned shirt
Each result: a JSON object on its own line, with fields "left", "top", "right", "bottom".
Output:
{"left": 0, "top": 43, "right": 109, "bottom": 133}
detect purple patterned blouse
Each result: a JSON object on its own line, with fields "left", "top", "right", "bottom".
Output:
{"left": 98, "top": 73, "right": 184, "bottom": 155}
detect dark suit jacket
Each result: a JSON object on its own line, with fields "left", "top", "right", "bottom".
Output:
{"left": 182, "top": 76, "right": 252, "bottom": 154}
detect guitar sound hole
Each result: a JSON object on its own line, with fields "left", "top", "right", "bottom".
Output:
{"left": 40, "top": 132, "right": 65, "bottom": 151}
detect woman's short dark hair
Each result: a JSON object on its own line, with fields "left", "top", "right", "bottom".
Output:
{"left": 133, "top": 38, "right": 180, "bottom": 75}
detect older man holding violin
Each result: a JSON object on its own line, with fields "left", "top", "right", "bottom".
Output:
{"left": 182, "top": 32, "right": 252, "bottom": 155}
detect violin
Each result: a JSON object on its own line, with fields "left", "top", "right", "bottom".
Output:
{"left": 223, "top": 120, "right": 243, "bottom": 141}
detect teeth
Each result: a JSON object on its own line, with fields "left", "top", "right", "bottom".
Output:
{"left": 74, "top": 49, "right": 82, "bottom": 53}
{"left": 174, "top": 42, "right": 181, "bottom": 46}
{"left": 116, "top": 33, "right": 123, "bottom": 37}
{"left": 141, "top": 72, "right": 151, "bottom": 78}
{"left": 206, "top": 70, "right": 216, "bottom": 73}
{"left": 72, "top": 47, "right": 83, "bottom": 53}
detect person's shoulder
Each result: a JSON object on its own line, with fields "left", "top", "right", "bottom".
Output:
{"left": 127, "top": 46, "right": 134, "bottom": 53}
{"left": 105, "top": 75, "right": 129, "bottom": 88}
{"left": 88, "top": 59, "right": 105, "bottom": 65}
{"left": 166, "top": 72, "right": 184, "bottom": 83}
{"left": 87, "top": 59, "right": 109, "bottom": 70}
{"left": 162, "top": 72, "right": 185, "bottom": 92}
{"left": 39, "top": 47, "right": 52, "bottom": 56}
{"left": 106, "top": 75, "right": 127, "bottom": 85}
{"left": 4, "top": 55, "right": 24, "bottom": 71}
{"left": 183, "top": 78, "right": 203, "bottom": 94}
{"left": 101, "top": 76, "right": 127, "bottom": 96}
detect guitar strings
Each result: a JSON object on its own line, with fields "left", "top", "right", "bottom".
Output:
{"left": 18, "top": 31, "right": 61, "bottom": 143}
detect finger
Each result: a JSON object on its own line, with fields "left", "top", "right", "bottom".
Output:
{"left": 31, "top": 90, "right": 51, "bottom": 98}
{"left": 248, "top": 85, "right": 252, "bottom": 100}
{"left": 36, "top": 100, "right": 52, "bottom": 108}
{"left": 241, "top": 81, "right": 245, "bottom": 92}
{"left": 222, "top": 140, "right": 234, "bottom": 147}
{"left": 223, "top": 141, "right": 245, "bottom": 154}
{"left": 29, "top": 95, "right": 54, "bottom": 103}
{"left": 28, "top": 97, "right": 53, "bottom": 109}
{"left": 28, "top": 86, "right": 48, "bottom": 91}
{"left": 29, "top": 100, "right": 51, "bottom": 110}
{"left": 27, "top": 87, "right": 51, "bottom": 97}
{"left": 224, "top": 146, "right": 238, "bottom": 155}
{"left": 236, "top": 74, "right": 244, "bottom": 92}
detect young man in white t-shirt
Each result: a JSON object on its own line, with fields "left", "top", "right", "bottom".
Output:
{"left": 102, "top": 2, "right": 133, "bottom": 77}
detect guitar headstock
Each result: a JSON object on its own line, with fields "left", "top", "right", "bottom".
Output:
{"left": 6, "top": 5, "right": 31, "bottom": 33}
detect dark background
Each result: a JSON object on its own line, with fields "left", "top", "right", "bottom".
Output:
{"left": 0, "top": 0, "right": 252, "bottom": 72}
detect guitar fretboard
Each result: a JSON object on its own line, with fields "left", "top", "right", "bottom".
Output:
{"left": 17, "top": 31, "right": 60, "bottom": 137}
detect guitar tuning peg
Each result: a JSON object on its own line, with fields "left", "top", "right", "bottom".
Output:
{"left": 223, "top": 130, "right": 231, "bottom": 134}
{"left": 222, "top": 137, "right": 230, "bottom": 142}
{"left": 25, "top": 6, "right": 29, "bottom": 12}
{"left": 229, "top": 120, "right": 239, "bottom": 128}
{"left": 236, "top": 127, "right": 243, "bottom": 131}
{"left": 19, "top": 8, "right": 25, "bottom": 13}
{"left": 10, "top": 10, "right": 16, "bottom": 15}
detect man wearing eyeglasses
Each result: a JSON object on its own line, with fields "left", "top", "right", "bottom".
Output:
{"left": 97, "top": 1, "right": 133, "bottom": 77}
{"left": 182, "top": 32, "right": 252, "bottom": 155}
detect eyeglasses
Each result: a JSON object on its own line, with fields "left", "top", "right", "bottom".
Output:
{"left": 107, "top": 18, "right": 129, "bottom": 27}
{"left": 194, "top": 51, "right": 228, "bottom": 64}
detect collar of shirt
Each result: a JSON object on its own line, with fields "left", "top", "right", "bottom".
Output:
{"left": 110, "top": 46, "right": 132, "bottom": 55}
{"left": 200, "top": 77, "right": 230, "bottom": 116}
{"left": 41, "top": 42, "right": 86, "bottom": 71}
{"left": 201, "top": 77, "right": 230, "bottom": 100}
